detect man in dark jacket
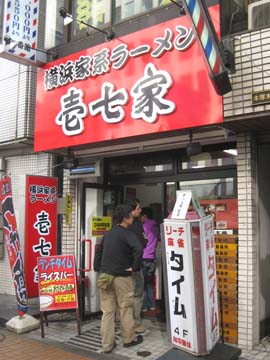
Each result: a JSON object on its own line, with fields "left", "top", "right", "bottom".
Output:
{"left": 94, "top": 204, "right": 143, "bottom": 354}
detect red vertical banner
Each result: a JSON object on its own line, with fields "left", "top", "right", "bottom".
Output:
{"left": 24, "top": 176, "right": 58, "bottom": 297}
{"left": 0, "top": 176, "right": 28, "bottom": 316}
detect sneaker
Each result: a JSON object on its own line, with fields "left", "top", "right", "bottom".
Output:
{"left": 149, "top": 307, "right": 156, "bottom": 311}
{"left": 124, "top": 335, "right": 143, "bottom": 348}
{"left": 142, "top": 308, "right": 148, "bottom": 312}
{"left": 104, "top": 342, "right": 116, "bottom": 354}
{"left": 135, "top": 324, "right": 145, "bottom": 334}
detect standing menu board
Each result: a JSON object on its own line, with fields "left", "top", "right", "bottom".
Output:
{"left": 37, "top": 254, "right": 78, "bottom": 312}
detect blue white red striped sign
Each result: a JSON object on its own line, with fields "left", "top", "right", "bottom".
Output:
{"left": 182, "top": 0, "right": 222, "bottom": 75}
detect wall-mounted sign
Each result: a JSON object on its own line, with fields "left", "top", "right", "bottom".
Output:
{"left": 34, "top": 5, "right": 223, "bottom": 152}
{"left": 65, "top": 194, "right": 73, "bottom": 225}
{"left": 37, "top": 254, "right": 78, "bottom": 311}
{"left": 0, "top": 0, "right": 46, "bottom": 65}
{"left": 252, "top": 90, "right": 270, "bottom": 106}
{"left": 92, "top": 216, "right": 112, "bottom": 236}
{"left": 24, "top": 175, "right": 58, "bottom": 298}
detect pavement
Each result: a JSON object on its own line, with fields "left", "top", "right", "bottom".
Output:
{"left": 1, "top": 294, "right": 270, "bottom": 360}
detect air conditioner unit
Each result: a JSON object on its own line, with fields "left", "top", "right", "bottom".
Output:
{"left": 67, "top": 160, "right": 102, "bottom": 179}
{"left": 248, "top": 0, "right": 270, "bottom": 30}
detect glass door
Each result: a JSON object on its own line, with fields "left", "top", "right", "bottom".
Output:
{"left": 179, "top": 178, "right": 238, "bottom": 234}
{"left": 79, "top": 183, "right": 123, "bottom": 319}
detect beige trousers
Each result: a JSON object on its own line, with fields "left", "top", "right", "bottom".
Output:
{"left": 99, "top": 276, "right": 135, "bottom": 352}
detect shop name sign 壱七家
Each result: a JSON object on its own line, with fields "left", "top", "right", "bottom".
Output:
{"left": 34, "top": 5, "right": 223, "bottom": 152}
{"left": 252, "top": 90, "right": 270, "bottom": 106}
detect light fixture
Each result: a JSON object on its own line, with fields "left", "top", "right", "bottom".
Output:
{"left": 169, "top": 0, "right": 186, "bottom": 15}
{"left": 3, "top": 34, "right": 57, "bottom": 60}
{"left": 185, "top": 130, "right": 202, "bottom": 157}
{"left": 59, "top": 7, "right": 114, "bottom": 41}
{"left": 63, "top": 150, "right": 78, "bottom": 170}
{"left": 63, "top": 157, "right": 78, "bottom": 170}
{"left": 3, "top": 35, "right": 17, "bottom": 50}
{"left": 223, "top": 149, "right": 237, "bottom": 156}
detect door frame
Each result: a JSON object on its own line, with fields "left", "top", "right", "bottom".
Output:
{"left": 79, "top": 182, "right": 123, "bottom": 320}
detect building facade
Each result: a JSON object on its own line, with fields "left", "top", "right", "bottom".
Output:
{"left": 1, "top": 0, "right": 270, "bottom": 351}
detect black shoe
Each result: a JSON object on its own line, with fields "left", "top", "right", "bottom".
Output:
{"left": 124, "top": 335, "right": 143, "bottom": 348}
{"left": 104, "top": 342, "right": 116, "bottom": 354}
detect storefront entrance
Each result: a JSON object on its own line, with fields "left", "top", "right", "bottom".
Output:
{"left": 79, "top": 144, "right": 239, "bottom": 341}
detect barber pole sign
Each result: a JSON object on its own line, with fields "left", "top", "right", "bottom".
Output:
{"left": 181, "top": 0, "right": 231, "bottom": 95}
{"left": 0, "top": 176, "right": 28, "bottom": 316}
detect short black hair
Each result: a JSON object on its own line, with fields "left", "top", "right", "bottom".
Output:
{"left": 128, "top": 198, "right": 140, "bottom": 211}
{"left": 141, "top": 207, "right": 153, "bottom": 219}
{"left": 114, "top": 204, "right": 133, "bottom": 223}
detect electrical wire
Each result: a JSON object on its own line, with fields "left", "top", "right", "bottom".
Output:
{"left": 229, "top": 1, "right": 240, "bottom": 35}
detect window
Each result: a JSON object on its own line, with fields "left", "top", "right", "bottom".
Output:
{"left": 221, "top": 0, "right": 267, "bottom": 37}
{"left": 54, "top": 0, "right": 172, "bottom": 44}
{"left": 114, "top": 0, "right": 169, "bottom": 22}
{"left": 180, "top": 178, "right": 236, "bottom": 200}
{"left": 107, "top": 153, "right": 174, "bottom": 176}
{"left": 44, "top": 0, "right": 66, "bottom": 49}
{"left": 72, "top": 0, "right": 111, "bottom": 39}
{"left": 181, "top": 148, "right": 237, "bottom": 170}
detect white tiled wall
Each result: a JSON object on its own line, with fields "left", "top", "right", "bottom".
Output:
{"left": 224, "top": 28, "right": 270, "bottom": 119}
{"left": 0, "top": 58, "right": 36, "bottom": 142}
{"left": 237, "top": 133, "right": 259, "bottom": 349}
{"left": 61, "top": 171, "right": 78, "bottom": 257}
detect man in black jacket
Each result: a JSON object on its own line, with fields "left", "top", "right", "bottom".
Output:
{"left": 94, "top": 204, "right": 143, "bottom": 354}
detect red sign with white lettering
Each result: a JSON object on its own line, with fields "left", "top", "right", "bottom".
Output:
{"left": 34, "top": 5, "right": 222, "bottom": 152}
{"left": 37, "top": 255, "right": 78, "bottom": 311}
{"left": 24, "top": 176, "right": 58, "bottom": 298}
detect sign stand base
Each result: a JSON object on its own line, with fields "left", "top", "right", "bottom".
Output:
{"left": 156, "top": 342, "right": 241, "bottom": 360}
{"left": 6, "top": 314, "right": 40, "bottom": 334}
{"left": 40, "top": 308, "right": 81, "bottom": 338}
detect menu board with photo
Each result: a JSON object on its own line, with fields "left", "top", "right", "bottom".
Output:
{"left": 199, "top": 199, "right": 238, "bottom": 231}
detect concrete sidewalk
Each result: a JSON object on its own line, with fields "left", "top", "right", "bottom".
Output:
{"left": 2, "top": 294, "right": 270, "bottom": 360}
{"left": 0, "top": 327, "right": 99, "bottom": 360}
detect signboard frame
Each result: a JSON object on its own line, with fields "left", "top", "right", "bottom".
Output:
{"left": 37, "top": 254, "right": 81, "bottom": 338}
{"left": 162, "top": 215, "right": 219, "bottom": 355}
{"left": 24, "top": 175, "right": 58, "bottom": 298}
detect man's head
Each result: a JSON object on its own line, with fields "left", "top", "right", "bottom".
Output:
{"left": 130, "top": 198, "right": 141, "bottom": 219}
{"left": 114, "top": 204, "right": 134, "bottom": 227}
{"left": 140, "top": 207, "right": 153, "bottom": 223}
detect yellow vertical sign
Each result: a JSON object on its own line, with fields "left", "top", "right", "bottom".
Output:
{"left": 65, "top": 194, "right": 73, "bottom": 225}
